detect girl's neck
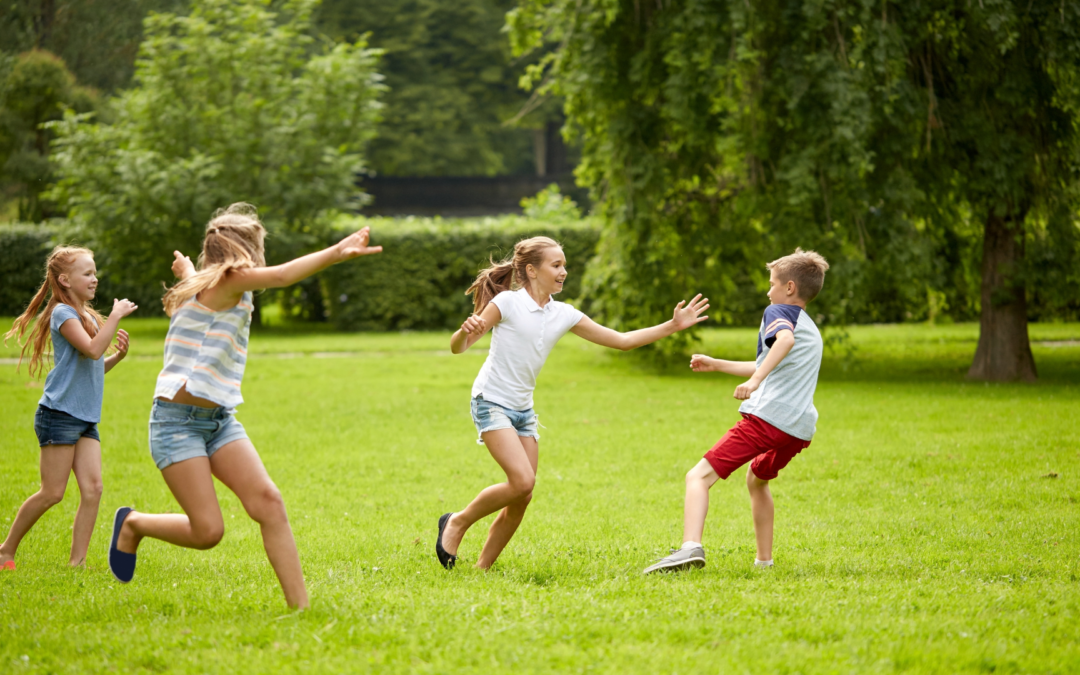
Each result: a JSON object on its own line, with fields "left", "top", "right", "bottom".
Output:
{"left": 525, "top": 284, "right": 552, "bottom": 308}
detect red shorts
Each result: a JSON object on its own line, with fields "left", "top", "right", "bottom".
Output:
{"left": 703, "top": 414, "right": 811, "bottom": 481}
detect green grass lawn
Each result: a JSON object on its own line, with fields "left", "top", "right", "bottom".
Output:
{"left": 1, "top": 321, "right": 1078, "bottom": 673}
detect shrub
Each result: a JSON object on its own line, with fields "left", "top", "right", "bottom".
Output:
{"left": 0, "top": 223, "right": 54, "bottom": 315}
{"left": 321, "top": 214, "right": 601, "bottom": 331}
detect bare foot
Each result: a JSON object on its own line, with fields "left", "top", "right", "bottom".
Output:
{"left": 68, "top": 558, "right": 86, "bottom": 568}
{"left": 442, "top": 513, "right": 466, "bottom": 556}
{"left": 0, "top": 549, "right": 14, "bottom": 567}
{"left": 117, "top": 512, "right": 141, "bottom": 554}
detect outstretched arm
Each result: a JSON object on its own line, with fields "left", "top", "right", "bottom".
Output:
{"left": 690, "top": 354, "right": 757, "bottom": 378}
{"left": 450, "top": 302, "right": 502, "bottom": 354}
{"left": 733, "top": 329, "right": 795, "bottom": 400}
{"left": 570, "top": 294, "right": 709, "bottom": 351}
{"left": 218, "top": 226, "right": 383, "bottom": 294}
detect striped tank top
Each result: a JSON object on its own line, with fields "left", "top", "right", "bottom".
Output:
{"left": 154, "top": 292, "right": 253, "bottom": 409}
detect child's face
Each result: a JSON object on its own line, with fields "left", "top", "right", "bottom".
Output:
{"left": 529, "top": 246, "right": 568, "bottom": 296}
{"left": 61, "top": 254, "right": 98, "bottom": 303}
{"left": 766, "top": 269, "right": 797, "bottom": 305}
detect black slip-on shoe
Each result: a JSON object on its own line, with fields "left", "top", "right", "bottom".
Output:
{"left": 435, "top": 512, "right": 458, "bottom": 570}
{"left": 108, "top": 507, "right": 137, "bottom": 583}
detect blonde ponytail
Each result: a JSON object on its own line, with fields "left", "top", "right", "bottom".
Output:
{"left": 4, "top": 246, "right": 107, "bottom": 377}
{"left": 465, "top": 236, "right": 561, "bottom": 314}
{"left": 162, "top": 203, "right": 267, "bottom": 315}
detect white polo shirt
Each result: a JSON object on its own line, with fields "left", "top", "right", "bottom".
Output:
{"left": 471, "top": 288, "right": 585, "bottom": 410}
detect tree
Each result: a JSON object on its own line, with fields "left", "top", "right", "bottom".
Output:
{"left": 0, "top": 49, "right": 98, "bottom": 221}
{"left": 316, "top": 0, "right": 539, "bottom": 176}
{"left": 47, "top": 0, "right": 384, "bottom": 312}
{"left": 0, "top": 0, "right": 189, "bottom": 93}
{"left": 509, "top": 0, "right": 1080, "bottom": 378}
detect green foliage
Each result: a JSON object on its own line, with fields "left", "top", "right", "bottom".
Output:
{"left": 0, "top": 50, "right": 99, "bottom": 222}
{"left": 520, "top": 183, "right": 582, "bottom": 222}
{"left": 320, "top": 214, "right": 600, "bottom": 330}
{"left": 316, "top": 0, "right": 539, "bottom": 176}
{"left": 0, "top": 224, "right": 53, "bottom": 315}
{"left": 0, "top": 0, "right": 189, "bottom": 93}
{"left": 46, "top": 0, "right": 385, "bottom": 314}
{"left": 508, "top": 0, "right": 1080, "bottom": 350}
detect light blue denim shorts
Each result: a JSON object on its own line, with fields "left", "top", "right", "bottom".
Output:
{"left": 470, "top": 396, "right": 540, "bottom": 445}
{"left": 149, "top": 399, "right": 249, "bottom": 470}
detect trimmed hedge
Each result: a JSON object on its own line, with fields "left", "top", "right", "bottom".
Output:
{"left": 0, "top": 224, "right": 55, "bottom": 316}
{"left": 321, "top": 215, "right": 602, "bottom": 331}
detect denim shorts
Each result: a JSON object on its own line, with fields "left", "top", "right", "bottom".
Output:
{"left": 470, "top": 396, "right": 539, "bottom": 445}
{"left": 34, "top": 405, "right": 99, "bottom": 446}
{"left": 149, "top": 399, "right": 249, "bottom": 470}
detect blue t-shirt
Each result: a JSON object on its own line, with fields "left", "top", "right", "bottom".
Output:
{"left": 39, "top": 304, "right": 105, "bottom": 423}
{"left": 738, "top": 304, "right": 822, "bottom": 441}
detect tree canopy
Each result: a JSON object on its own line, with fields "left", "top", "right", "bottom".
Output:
{"left": 510, "top": 0, "right": 1080, "bottom": 378}
{"left": 316, "top": 0, "right": 543, "bottom": 176}
{"left": 47, "top": 0, "right": 384, "bottom": 309}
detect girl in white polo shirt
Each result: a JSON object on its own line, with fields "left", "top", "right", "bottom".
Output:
{"left": 436, "top": 236, "right": 709, "bottom": 569}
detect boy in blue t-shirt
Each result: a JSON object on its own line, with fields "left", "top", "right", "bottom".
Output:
{"left": 644, "top": 249, "right": 830, "bottom": 574}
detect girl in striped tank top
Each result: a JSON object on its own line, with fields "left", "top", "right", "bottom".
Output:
{"left": 107, "top": 203, "right": 381, "bottom": 608}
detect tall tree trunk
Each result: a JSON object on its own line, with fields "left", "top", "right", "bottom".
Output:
{"left": 967, "top": 210, "right": 1037, "bottom": 381}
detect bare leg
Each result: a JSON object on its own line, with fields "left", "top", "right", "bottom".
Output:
{"left": 476, "top": 435, "right": 539, "bottom": 569}
{"left": 69, "top": 437, "right": 103, "bottom": 566}
{"left": 210, "top": 439, "right": 308, "bottom": 609}
{"left": 441, "top": 429, "right": 536, "bottom": 560}
{"left": 117, "top": 457, "right": 224, "bottom": 552}
{"left": 746, "top": 468, "right": 774, "bottom": 561}
{"left": 0, "top": 444, "right": 75, "bottom": 565}
{"left": 682, "top": 459, "right": 720, "bottom": 545}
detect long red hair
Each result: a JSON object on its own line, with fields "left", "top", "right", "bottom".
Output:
{"left": 4, "top": 246, "right": 108, "bottom": 377}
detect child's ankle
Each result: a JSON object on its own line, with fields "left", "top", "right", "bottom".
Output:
{"left": 680, "top": 541, "right": 702, "bottom": 550}
{"left": 754, "top": 558, "right": 773, "bottom": 568}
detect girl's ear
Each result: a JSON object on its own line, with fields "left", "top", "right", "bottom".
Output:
{"left": 526, "top": 263, "right": 537, "bottom": 279}
{"left": 58, "top": 274, "right": 71, "bottom": 289}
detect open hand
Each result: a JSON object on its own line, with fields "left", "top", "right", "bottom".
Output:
{"left": 336, "top": 226, "right": 383, "bottom": 261}
{"left": 672, "top": 294, "right": 709, "bottom": 331}
{"left": 111, "top": 298, "right": 138, "bottom": 320}
{"left": 733, "top": 378, "right": 760, "bottom": 400}
{"left": 114, "top": 329, "right": 129, "bottom": 359}
{"left": 172, "top": 250, "right": 195, "bottom": 279}
{"left": 460, "top": 314, "right": 486, "bottom": 335}
{"left": 690, "top": 354, "right": 718, "bottom": 372}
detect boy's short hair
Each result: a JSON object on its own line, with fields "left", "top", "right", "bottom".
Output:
{"left": 767, "top": 248, "right": 829, "bottom": 302}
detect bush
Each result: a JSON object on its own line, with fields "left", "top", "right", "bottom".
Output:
{"left": 0, "top": 224, "right": 54, "bottom": 315}
{"left": 321, "top": 214, "right": 601, "bottom": 331}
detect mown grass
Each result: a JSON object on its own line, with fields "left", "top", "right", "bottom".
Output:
{"left": 1, "top": 321, "right": 1078, "bottom": 674}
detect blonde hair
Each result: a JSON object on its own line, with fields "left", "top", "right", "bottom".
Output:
{"left": 162, "top": 203, "right": 267, "bottom": 316}
{"left": 466, "top": 236, "right": 562, "bottom": 314}
{"left": 4, "top": 246, "right": 109, "bottom": 378}
{"left": 767, "top": 248, "right": 830, "bottom": 302}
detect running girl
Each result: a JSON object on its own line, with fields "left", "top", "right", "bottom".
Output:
{"left": 435, "top": 236, "right": 709, "bottom": 570}
{"left": 107, "top": 203, "right": 381, "bottom": 608}
{"left": 1, "top": 246, "right": 136, "bottom": 570}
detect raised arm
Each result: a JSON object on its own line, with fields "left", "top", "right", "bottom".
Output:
{"left": 59, "top": 299, "right": 138, "bottom": 361}
{"left": 217, "top": 226, "right": 382, "bottom": 295}
{"left": 570, "top": 294, "right": 709, "bottom": 351}
{"left": 450, "top": 302, "right": 502, "bottom": 354}
{"left": 104, "top": 329, "right": 129, "bottom": 373}
{"left": 733, "top": 329, "right": 795, "bottom": 400}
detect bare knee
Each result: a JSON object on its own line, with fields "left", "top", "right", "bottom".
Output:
{"left": 508, "top": 473, "right": 535, "bottom": 501}
{"left": 80, "top": 479, "right": 103, "bottom": 503}
{"left": 244, "top": 483, "right": 287, "bottom": 524}
{"left": 38, "top": 486, "right": 66, "bottom": 507}
{"left": 746, "top": 469, "right": 769, "bottom": 492}
{"left": 191, "top": 520, "right": 225, "bottom": 550}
